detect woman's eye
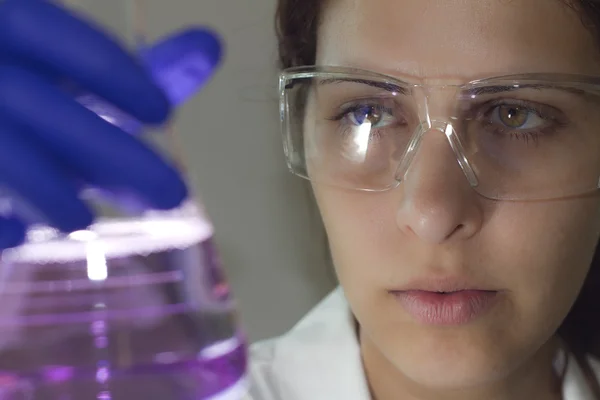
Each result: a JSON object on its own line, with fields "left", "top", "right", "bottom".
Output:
{"left": 346, "top": 105, "right": 395, "bottom": 128}
{"left": 491, "top": 105, "right": 544, "bottom": 130}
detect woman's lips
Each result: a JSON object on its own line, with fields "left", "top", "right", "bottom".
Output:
{"left": 392, "top": 290, "right": 499, "bottom": 326}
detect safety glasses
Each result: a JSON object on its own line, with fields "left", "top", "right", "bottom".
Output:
{"left": 279, "top": 66, "right": 600, "bottom": 201}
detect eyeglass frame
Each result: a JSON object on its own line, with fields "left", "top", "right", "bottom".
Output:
{"left": 278, "top": 65, "right": 600, "bottom": 201}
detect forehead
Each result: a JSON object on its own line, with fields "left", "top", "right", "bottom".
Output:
{"left": 317, "top": 0, "right": 600, "bottom": 81}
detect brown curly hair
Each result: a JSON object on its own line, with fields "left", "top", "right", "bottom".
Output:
{"left": 275, "top": 0, "right": 600, "bottom": 393}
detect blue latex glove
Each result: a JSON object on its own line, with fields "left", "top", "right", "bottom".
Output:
{"left": 0, "top": 0, "right": 221, "bottom": 249}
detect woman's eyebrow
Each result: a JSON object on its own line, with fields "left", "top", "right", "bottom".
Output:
{"left": 318, "top": 77, "right": 409, "bottom": 94}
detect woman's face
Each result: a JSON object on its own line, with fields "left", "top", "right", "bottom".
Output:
{"left": 313, "top": 0, "right": 600, "bottom": 391}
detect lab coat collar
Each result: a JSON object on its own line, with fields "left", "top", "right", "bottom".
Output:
{"left": 271, "top": 287, "right": 598, "bottom": 400}
{"left": 270, "top": 287, "right": 371, "bottom": 399}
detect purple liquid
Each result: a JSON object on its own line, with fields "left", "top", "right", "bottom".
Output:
{"left": 0, "top": 214, "right": 248, "bottom": 399}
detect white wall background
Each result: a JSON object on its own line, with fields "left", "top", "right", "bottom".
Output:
{"left": 67, "top": 0, "right": 337, "bottom": 342}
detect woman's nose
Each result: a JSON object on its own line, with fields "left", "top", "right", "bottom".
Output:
{"left": 395, "top": 128, "right": 483, "bottom": 244}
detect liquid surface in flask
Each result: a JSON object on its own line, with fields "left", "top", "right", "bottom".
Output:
{"left": 0, "top": 209, "right": 248, "bottom": 400}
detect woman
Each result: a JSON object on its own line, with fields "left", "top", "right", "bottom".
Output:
{"left": 248, "top": 0, "right": 600, "bottom": 399}
{"left": 0, "top": 0, "right": 597, "bottom": 399}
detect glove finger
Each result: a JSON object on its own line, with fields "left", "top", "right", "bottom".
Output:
{"left": 0, "top": 215, "right": 25, "bottom": 249}
{"left": 0, "top": 120, "right": 93, "bottom": 233}
{"left": 0, "top": 0, "right": 170, "bottom": 124}
{"left": 0, "top": 65, "right": 188, "bottom": 211}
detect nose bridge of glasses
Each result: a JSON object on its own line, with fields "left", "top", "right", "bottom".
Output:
{"left": 395, "top": 114, "right": 479, "bottom": 188}
{"left": 413, "top": 83, "right": 463, "bottom": 123}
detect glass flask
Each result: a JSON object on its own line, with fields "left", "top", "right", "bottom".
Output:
{"left": 0, "top": 1, "right": 248, "bottom": 399}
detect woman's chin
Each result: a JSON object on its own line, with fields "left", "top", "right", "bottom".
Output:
{"left": 373, "top": 333, "right": 523, "bottom": 391}
{"left": 395, "top": 356, "right": 507, "bottom": 390}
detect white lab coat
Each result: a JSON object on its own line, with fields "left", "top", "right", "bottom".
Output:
{"left": 245, "top": 287, "right": 600, "bottom": 400}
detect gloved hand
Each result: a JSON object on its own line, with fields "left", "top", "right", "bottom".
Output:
{"left": 0, "top": 0, "right": 221, "bottom": 249}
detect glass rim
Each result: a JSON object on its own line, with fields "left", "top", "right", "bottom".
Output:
{"left": 279, "top": 65, "right": 600, "bottom": 92}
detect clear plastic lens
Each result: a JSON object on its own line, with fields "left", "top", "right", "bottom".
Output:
{"left": 281, "top": 67, "right": 600, "bottom": 200}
